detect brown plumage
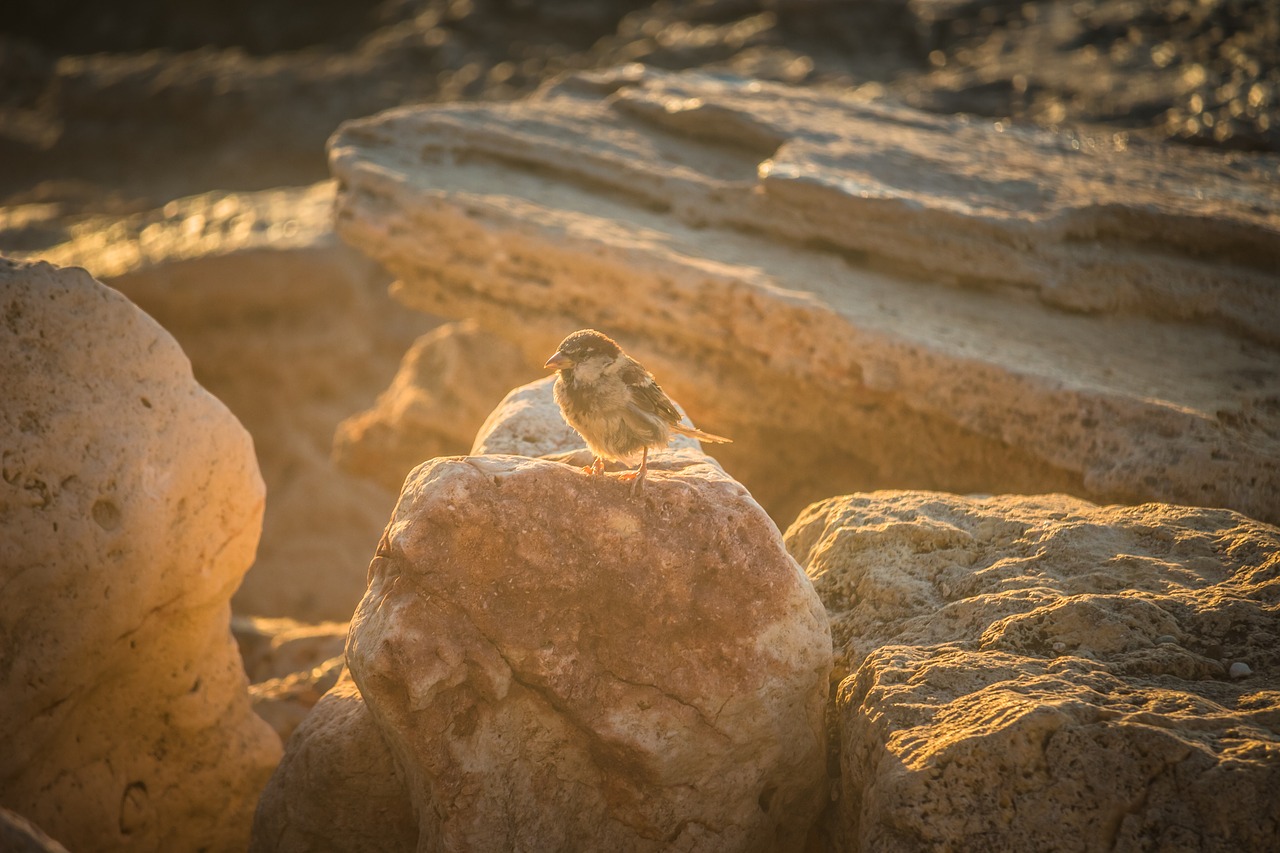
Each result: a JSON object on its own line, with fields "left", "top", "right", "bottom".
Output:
{"left": 543, "top": 329, "right": 730, "bottom": 492}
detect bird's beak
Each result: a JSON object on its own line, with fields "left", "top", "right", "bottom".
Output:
{"left": 544, "top": 351, "right": 573, "bottom": 370}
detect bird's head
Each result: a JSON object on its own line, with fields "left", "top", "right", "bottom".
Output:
{"left": 543, "top": 329, "right": 622, "bottom": 372}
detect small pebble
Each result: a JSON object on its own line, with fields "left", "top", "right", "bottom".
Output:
{"left": 1229, "top": 661, "right": 1252, "bottom": 680}
{"left": 1052, "top": 642, "right": 1066, "bottom": 654}
{"left": 1154, "top": 635, "right": 1177, "bottom": 646}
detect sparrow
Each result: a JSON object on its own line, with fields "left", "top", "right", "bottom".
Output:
{"left": 543, "top": 329, "right": 731, "bottom": 493}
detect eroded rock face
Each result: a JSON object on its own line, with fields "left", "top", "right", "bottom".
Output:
{"left": 347, "top": 453, "right": 831, "bottom": 851}
{"left": 250, "top": 669, "right": 418, "bottom": 853}
{"left": 330, "top": 66, "right": 1280, "bottom": 527}
{"left": 0, "top": 259, "right": 280, "bottom": 852}
{"left": 785, "top": 491, "right": 1280, "bottom": 852}
{"left": 333, "top": 319, "right": 538, "bottom": 493}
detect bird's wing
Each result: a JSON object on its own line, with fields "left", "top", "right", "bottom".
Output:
{"left": 620, "top": 360, "right": 683, "bottom": 426}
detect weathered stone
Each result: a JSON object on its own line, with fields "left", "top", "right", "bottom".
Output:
{"left": 334, "top": 319, "right": 538, "bottom": 493}
{"left": 331, "top": 451, "right": 831, "bottom": 851}
{"left": 249, "top": 656, "right": 346, "bottom": 743}
{"left": 0, "top": 259, "right": 281, "bottom": 852}
{"left": 1, "top": 181, "right": 431, "bottom": 620}
{"left": 785, "top": 491, "right": 1280, "bottom": 851}
{"left": 232, "top": 615, "right": 349, "bottom": 683}
{"left": 329, "top": 66, "right": 1280, "bottom": 526}
{"left": 250, "top": 669, "right": 418, "bottom": 853}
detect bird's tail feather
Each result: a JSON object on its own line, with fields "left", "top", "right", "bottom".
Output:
{"left": 672, "top": 423, "right": 732, "bottom": 444}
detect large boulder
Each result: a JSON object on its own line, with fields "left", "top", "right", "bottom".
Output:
{"left": 254, "top": 381, "right": 832, "bottom": 851}
{"left": 328, "top": 66, "right": 1280, "bottom": 527}
{"left": 0, "top": 259, "right": 281, "bottom": 851}
{"left": 785, "top": 491, "right": 1280, "bottom": 852}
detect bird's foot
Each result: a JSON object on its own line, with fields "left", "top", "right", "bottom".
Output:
{"left": 617, "top": 465, "right": 648, "bottom": 495}
{"left": 581, "top": 457, "right": 605, "bottom": 476}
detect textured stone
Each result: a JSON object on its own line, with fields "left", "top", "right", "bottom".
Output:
{"left": 345, "top": 453, "right": 831, "bottom": 851}
{"left": 250, "top": 670, "right": 417, "bottom": 853}
{"left": 0, "top": 258, "right": 280, "bottom": 852}
{"left": 2, "top": 181, "right": 430, "bottom": 620}
{"left": 233, "top": 616, "right": 349, "bottom": 683}
{"left": 249, "top": 656, "right": 346, "bottom": 743}
{"left": 330, "top": 66, "right": 1280, "bottom": 526}
{"left": 334, "top": 319, "right": 538, "bottom": 493}
{"left": 785, "top": 491, "right": 1280, "bottom": 852}
{"left": 256, "top": 427, "right": 831, "bottom": 850}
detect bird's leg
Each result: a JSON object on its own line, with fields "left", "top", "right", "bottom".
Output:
{"left": 581, "top": 456, "right": 605, "bottom": 476}
{"left": 623, "top": 447, "right": 649, "bottom": 495}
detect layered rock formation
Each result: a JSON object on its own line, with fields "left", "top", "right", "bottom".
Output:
{"left": 328, "top": 66, "right": 1280, "bottom": 527}
{"left": 1, "top": 182, "right": 431, "bottom": 620}
{"left": 786, "top": 491, "right": 1280, "bottom": 851}
{"left": 254, "top": 382, "right": 832, "bottom": 852}
{"left": 0, "top": 259, "right": 280, "bottom": 852}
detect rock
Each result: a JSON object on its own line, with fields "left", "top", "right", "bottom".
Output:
{"left": 329, "top": 66, "right": 1280, "bottom": 527}
{"left": 785, "top": 490, "right": 1280, "bottom": 851}
{"left": 0, "top": 808, "right": 70, "bottom": 853}
{"left": 471, "top": 375, "right": 587, "bottom": 459}
{"left": 333, "top": 320, "right": 538, "bottom": 493}
{"left": 250, "top": 669, "right": 418, "bottom": 853}
{"left": 258, "top": 391, "right": 832, "bottom": 853}
{"left": 1230, "top": 661, "right": 1254, "bottom": 680}
{"left": 343, "top": 453, "right": 831, "bottom": 851}
{"left": 249, "top": 656, "right": 346, "bottom": 743}
{"left": 232, "top": 616, "right": 349, "bottom": 683}
{"left": 0, "top": 259, "right": 281, "bottom": 852}
{"left": 1, "top": 181, "right": 432, "bottom": 620}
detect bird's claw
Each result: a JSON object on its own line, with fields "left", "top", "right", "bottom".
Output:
{"left": 618, "top": 469, "right": 647, "bottom": 495}
{"left": 581, "top": 457, "right": 605, "bottom": 476}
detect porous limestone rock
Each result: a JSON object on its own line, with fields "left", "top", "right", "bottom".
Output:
{"left": 785, "top": 491, "right": 1280, "bottom": 852}
{"left": 251, "top": 669, "right": 418, "bottom": 853}
{"left": 2, "top": 181, "right": 431, "bottom": 620}
{"left": 333, "top": 319, "right": 538, "bottom": 493}
{"left": 0, "top": 259, "right": 280, "bottom": 852}
{"left": 345, "top": 453, "right": 832, "bottom": 852}
{"left": 329, "top": 66, "right": 1280, "bottom": 527}
{"left": 254, "top": 376, "right": 829, "bottom": 851}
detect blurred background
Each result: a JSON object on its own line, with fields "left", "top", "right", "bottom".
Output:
{"left": 3, "top": 0, "right": 1277, "bottom": 214}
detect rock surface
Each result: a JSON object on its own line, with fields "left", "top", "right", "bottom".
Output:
{"left": 333, "top": 319, "right": 537, "bottom": 493}
{"left": 255, "top": 380, "right": 831, "bottom": 851}
{"left": 346, "top": 453, "right": 831, "bottom": 852}
{"left": 233, "top": 616, "right": 349, "bottom": 684}
{"left": 785, "top": 491, "right": 1280, "bottom": 852}
{"left": 0, "top": 259, "right": 280, "bottom": 852}
{"left": 329, "top": 66, "right": 1280, "bottom": 527}
{"left": 1, "top": 181, "right": 431, "bottom": 620}
{"left": 249, "top": 656, "right": 346, "bottom": 743}
{"left": 250, "top": 669, "right": 418, "bottom": 853}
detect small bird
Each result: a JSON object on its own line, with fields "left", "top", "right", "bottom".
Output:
{"left": 544, "top": 329, "right": 731, "bottom": 493}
